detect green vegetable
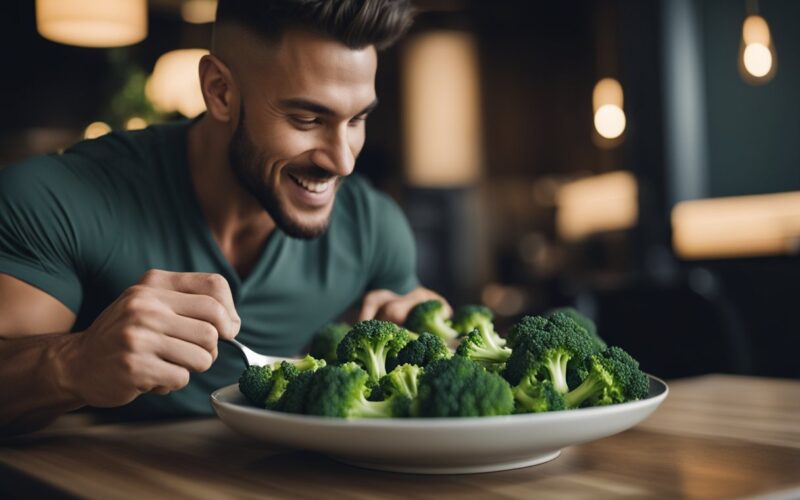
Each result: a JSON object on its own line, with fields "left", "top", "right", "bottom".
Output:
{"left": 404, "top": 300, "right": 459, "bottom": 343}
{"left": 238, "top": 365, "right": 272, "bottom": 406}
{"left": 565, "top": 347, "right": 649, "bottom": 408}
{"left": 336, "top": 320, "right": 410, "bottom": 383}
{"left": 545, "top": 306, "right": 606, "bottom": 351}
{"left": 512, "top": 377, "right": 566, "bottom": 413}
{"left": 503, "top": 313, "right": 599, "bottom": 393}
{"left": 305, "top": 363, "right": 412, "bottom": 418}
{"left": 416, "top": 357, "right": 514, "bottom": 417}
{"left": 380, "top": 363, "right": 423, "bottom": 400}
{"left": 452, "top": 305, "right": 506, "bottom": 346}
{"left": 455, "top": 328, "right": 512, "bottom": 371}
{"left": 392, "top": 331, "right": 451, "bottom": 369}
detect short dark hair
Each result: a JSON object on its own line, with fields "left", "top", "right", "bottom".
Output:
{"left": 215, "top": 0, "right": 415, "bottom": 50}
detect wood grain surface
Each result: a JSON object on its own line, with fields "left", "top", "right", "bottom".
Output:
{"left": 1, "top": 374, "right": 799, "bottom": 499}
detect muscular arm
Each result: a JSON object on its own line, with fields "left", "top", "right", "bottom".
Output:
{"left": 0, "top": 273, "right": 82, "bottom": 435}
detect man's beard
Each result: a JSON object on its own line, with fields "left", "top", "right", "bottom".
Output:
{"left": 228, "top": 108, "right": 334, "bottom": 240}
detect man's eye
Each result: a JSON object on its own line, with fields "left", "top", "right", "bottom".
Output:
{"left": 290, "top": 116, "right": 319, "bottom": 126}
{"left": 349, "top": 115, "right": 368, "bottom": 126}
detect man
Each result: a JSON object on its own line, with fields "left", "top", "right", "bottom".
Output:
{"left": 0, "top": 0, "right": 447, "bottom": 435}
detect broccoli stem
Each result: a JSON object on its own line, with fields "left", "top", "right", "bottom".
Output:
{"left": 545, "top": 352, "right": 570, "bottom": 394}
{"left": 564, "top": 374, "right": 603, "bottom": 408}
{"left": 348, "top": 393, "right": 393, "bottom": 418}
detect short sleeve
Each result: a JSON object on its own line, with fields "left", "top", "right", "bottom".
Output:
{"left": 0, "top": 156, "right": 85, "bottom": 313}
{"left": 365, "top": 188, "right": 420, "bottom": 295}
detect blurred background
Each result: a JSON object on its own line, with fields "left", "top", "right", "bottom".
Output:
{"left": 1, "top": 0, "right": 798, "bottom": 380}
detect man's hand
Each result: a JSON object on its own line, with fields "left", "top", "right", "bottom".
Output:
{"left": 358, "top": 287, "right": 451, "bottom": 325}
{"left": 63, "top": 270, "right": 241, "bottom": 407}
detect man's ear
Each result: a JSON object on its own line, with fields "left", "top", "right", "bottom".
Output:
{"left": 199, "top": 54, "right": 238, "bottom": 123}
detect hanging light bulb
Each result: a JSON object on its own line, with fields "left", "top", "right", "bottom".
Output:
{"left": 592, "top": 78, "right": 626, "bottom": 141}
{"left": 36, "top": 0, "right": 147, "bottom": 48}
{"left": 739, "top": 14, "right": 777, "bottom": 84}
{"left": 145, "top": 49, "right": 208, "bottom": 118}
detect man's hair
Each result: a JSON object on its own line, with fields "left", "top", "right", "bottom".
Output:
{"left": 215, "top": 0, "right": 414, "bottom": 50}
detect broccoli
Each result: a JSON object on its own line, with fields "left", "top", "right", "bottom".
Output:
{"left": 309, "top": 322, "right": 351, "bottom": 363}
{"left": 380, "top": 363, "right": 423, "bottom": 400}
{"left": 270, "top": 370, "right": 316, "bottom": 414}
{"left": 455, "top": 327, "right": 512, "bottom": 371}
{"left": 564, "top": 346, "right": 649, "bottom": 408}
{"left": 264, "top": 355, "right": 326, "bottom": 408}
{"left": 505, "top": 315, "right": 548, "bottom": 348}
{"left": 512, "top": 377, "right": 566, "bottom": 413}
{"left": 452, "top": 305, "right": 506, "bottom": 347}
{"left": 238, "top": 365, "right": 272, "bottom": 406}
{"left": 416, "top": 357, "right": 514, "bottom": 417}
{"left": 404, "top": 300, "right": 459, "bottom": 343}
{"left": 336, "top": 320, "right": 410, "bottom": 383}
{"left": 391, "top": 332, "right": 451, "bottom": 369}
{"left": 545, "top": 306, "right": 606, "bottom": 350}
{"left": 503, "top": 313, "right": 597, "bottom": 393}
{"left": 305, "top": 363, "right": 412, "bottom": 418}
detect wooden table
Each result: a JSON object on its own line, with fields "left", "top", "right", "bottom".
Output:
{"left": 1, "top": 374, "right": 799, "bottom": 499}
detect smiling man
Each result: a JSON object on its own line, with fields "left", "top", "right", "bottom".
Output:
{"left": 0, "top": 0, "right": 447, "bottom": 435}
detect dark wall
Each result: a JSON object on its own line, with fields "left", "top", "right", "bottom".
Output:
{"left": 702, "top": 0, "right": 800, "bottom": 197}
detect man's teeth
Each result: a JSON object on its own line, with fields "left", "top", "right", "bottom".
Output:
{"left": 290, "top": 174, "right": 331, "bottom": 193}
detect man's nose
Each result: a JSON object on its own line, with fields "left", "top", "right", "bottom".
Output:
{"left": 311, "top": 126, "right": 356, "bottom": 177}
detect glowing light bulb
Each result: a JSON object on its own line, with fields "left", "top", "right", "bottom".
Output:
{"left": 592, "top": 78, "right": 626, "bottom": 141}
{"left": 743, "top": 43, "right": 772, "bottom": 77}
{"left": 126, "top": 116, "right": 147, "bottom": 130}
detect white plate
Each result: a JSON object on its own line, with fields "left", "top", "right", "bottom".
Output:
{"left": 210, "top": 375, "right": 668, "bottom": 474}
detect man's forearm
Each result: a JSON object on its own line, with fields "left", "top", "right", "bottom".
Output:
{"left": 0, "top": 332, "right": 85, "bottom": 436}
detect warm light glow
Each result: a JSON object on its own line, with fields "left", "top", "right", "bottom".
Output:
{"left": 402, "top": 32, "right": 482, "bottom": 187}
{"left": 593, "top": 78, "right": 624, "bottom": 111}
{"left": 145, "top": 49, "right": 208, "bottom": 118}
{"left": 84, "top": 122, "right": 112, "bottom": 140}
{"left": 742, "top": 15, "right": 770, "bottom": 45}
{"left": 743, "top": 43, "right": 773, "bottom": 78}
{"left": 181, "top": 0, "right": 217, "bottom": 24}
{"left": 36, "top": 0, "right": 147, "bottom": 48}
{"left": 672, "top": 192, "right": 800, "bottom": 259}
{"left": 592, "top": 78, "right": 626, "bottom": 140}
{"left": 594, "top": 105, "right": 627, "bottom": 140}
{"left": 126, "top": 117, "right": 147, "bottom": 130}
{"left": 556, "top": 171, "right": 638, "bottom": 241}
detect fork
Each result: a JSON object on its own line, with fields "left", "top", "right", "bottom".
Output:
{"left": 224, "top": 338, "right": 299, "bottom": 367}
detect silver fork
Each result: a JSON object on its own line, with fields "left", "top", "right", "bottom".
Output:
{"left": 224, "top": 338, "right": 299, "bottom": 367}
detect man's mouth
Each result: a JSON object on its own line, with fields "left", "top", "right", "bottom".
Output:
{"left": 287, "top": 172, "right": 334, "bottom": 194}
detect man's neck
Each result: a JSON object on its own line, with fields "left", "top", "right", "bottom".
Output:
{"left": 186, "top": 115, "right": 276, "bottom": 277}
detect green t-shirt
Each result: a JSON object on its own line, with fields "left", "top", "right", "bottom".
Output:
{"left": 0, "top": 119, "right": 419, "bottom": 417}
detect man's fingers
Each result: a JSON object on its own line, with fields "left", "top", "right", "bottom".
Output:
{"left": 358, "top": 289, "right": 399, "bottom": 322}
{"left": 154, "top": 335, "right": 215, "bottom": 373}
{"left": 138, "top": 270, "right": 241, "bottom": 338}
{"left": 370, "top": 287, "right": 452, "bottom": 324}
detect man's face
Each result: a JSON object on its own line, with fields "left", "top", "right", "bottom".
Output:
{"left": 229, "top": 29, "right": 378, "bottom": 239}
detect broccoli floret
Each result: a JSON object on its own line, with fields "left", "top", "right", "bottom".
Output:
{"left": 336, "top": 320, "right": 410, "bottom": 383}
{"left": 271, "top": 370, "right": 316, "bottom": 414}
{"left": 391, "top": 332, "right": 451, "bottom": 369}
{"left": 455, "top": 328, "right": 512, "bottom": 371}
{"left": 505, "top": 315, "right": 548, "bottom": 348}
{"left": 416, "top": 357, "right": 514, "bottom": 417}
{"left": 564, "top": 346, "right": 649, "bottom": 408}
{"left": 305, "top": 363, "right": 410, "bottom": 418}
{"left": 545, "top": 307, "right": 606, "bottom": 351}
{"left": 380, "top": 363, "right": 423, "bottom": 400}
{"left": 404, "top": 300, "right": 459, "bottom": 343}
{"left": 238, "top": 365, "right": 272, "bottom": 406}
{"left": 264, "top": 355, "right": 326, "bottom": 408}
{"left": 309, "top": 322, "right": 351, "bottom": 363}
{"left": 503, "top": 313, "right": 597, "bottom": 393}
{"left": 512, "top": 377, "right": 566, "bottom": 413}
{"left": 452, "top": 305, "right": 506, "bottom": 347}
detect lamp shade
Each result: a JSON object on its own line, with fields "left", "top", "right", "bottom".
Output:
{"left": 36, "top": 0, "right": 147, "bottom": 48}
{"left": 145, "top": 49, "right": 208, "bottom": 118}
